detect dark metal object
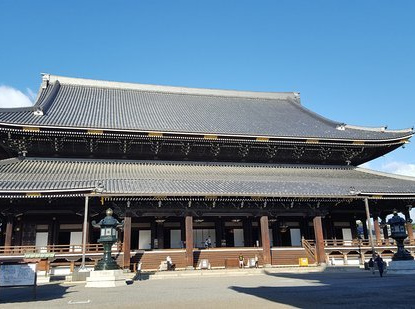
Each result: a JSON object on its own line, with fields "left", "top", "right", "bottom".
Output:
{"left": 388, "top": 210, "right": 414, "bottom": 261}
{"left": 92, "top": 208, "right": 124, "bottom": 270}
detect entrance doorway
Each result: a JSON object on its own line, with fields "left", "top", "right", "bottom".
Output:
{"left": 139, "top": 230, "right": 151, "bottom": 249}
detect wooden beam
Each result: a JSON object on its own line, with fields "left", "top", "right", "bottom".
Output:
{"left": 260, "top": 216, "right": 271, "bottom": 267}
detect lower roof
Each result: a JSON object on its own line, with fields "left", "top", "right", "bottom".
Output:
{"left": 0, "top": 157, "right": 415, "bottom": 198}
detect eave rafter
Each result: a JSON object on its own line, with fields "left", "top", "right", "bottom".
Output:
{"left": 0, "top": 123, "right": 412, "bottom": 146}
{"left": 0, "top": 125, "right": 409, "bottom": 165}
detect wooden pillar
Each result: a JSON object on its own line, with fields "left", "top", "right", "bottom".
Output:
{"left": 157, "top": 222, "right": 164, "bottom": 249}
{"left": 271, "top": 221, "right": 281, "bottom": 247}
{"left": 350, "top": 219, "right": 358, "bottom": 239}
{"left": 380, "top": 215, "right": 389, "bottom": 244}
{"left": 373, "top": 216, "right": 382, "bottom": 245}
{"left": 215, "top": 218, "right": 223, "bottom": 248}
{"left": 123, "top": 216, "right": 132, "bottom": 270}
{"left": 243, "top": 218, "right": 253, "bottom": 247}
{"left": 313, "top": 216, "right": 326, "bottom": 265}
{"left": 51, "top": 217, "right": 59, "bottom": 246}
{"left": 362, "top": 219, "right": 368, "bottom": 239}
{"left": 4, "top": 216, "right": 13, "bottom": 252}
{"left": 300, "top": 217, "right": 309, "bottom": 240}
{"left": 151, "top": 221, "right": 157, "bottom": 249}
{"left": 260, "top": 216, "right": 271, "bottom": 267}
{"left": 185, "top": 215, "right": 194, "bottom": 269}
{"left": 324, "top": 217, "right": 334, "bottom": 239}
{"left": 80, "top": 196, "right": 89, "bottom": 270}
{"left": 274, "top": 220, "right": 282, "bottom": 246}
{"left": 404, "top": 209, "right": 414, "bottom": 244}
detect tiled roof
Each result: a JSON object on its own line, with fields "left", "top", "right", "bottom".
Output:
{"left": 0, "top": 157, "right": 414, "bottom": 197}
{"left": 0, "top": 74, "right": 412, "bottom": 141}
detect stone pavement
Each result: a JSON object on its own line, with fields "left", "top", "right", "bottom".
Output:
{"left": 0, "top": 268, "right": 414, "bottom": 309}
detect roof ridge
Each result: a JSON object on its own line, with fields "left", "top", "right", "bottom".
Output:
{"left": 42, "top": 73, "right": 300, "bottom": 101}
{"left": 0, "top": 157, "right": 22, "bottom": 166}
{"left": 344, "top": 124, "right": 413, "bottom": 134}
{"left": 21, "top": 157, "right": 351, "bottom": 170}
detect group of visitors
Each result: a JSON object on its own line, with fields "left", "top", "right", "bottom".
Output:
{"left": 368, "top": 254, "right": 385, "bottom": 277}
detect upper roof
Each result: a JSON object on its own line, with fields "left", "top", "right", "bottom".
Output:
{"left": 1, "top": 157, "right": 415, "bottom": 197}
{"left": 0, "top": 74, "right": 412, "bottom": 141}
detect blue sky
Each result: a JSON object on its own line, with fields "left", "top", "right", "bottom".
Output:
{"left": 1, "top": 0, "right": 414, "bottom": 175}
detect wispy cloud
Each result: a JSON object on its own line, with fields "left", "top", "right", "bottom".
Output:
{"left": 379, "top": 161, "right": 415, "bottom": 177}
{"left": 0, "top": 85, "right": 34, "bottom": 108}
{"left": 361, "top": 160, "right": 415, "bottom": 177}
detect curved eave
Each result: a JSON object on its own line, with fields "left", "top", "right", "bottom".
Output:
{"left": 2, "top": 192, "right": 415, "bottom": 200}
{"left": 0, "top": 188, "right": 96, "bottom": 194}
{"left": 0, "top": 122, "right": 412, "bottom": 145}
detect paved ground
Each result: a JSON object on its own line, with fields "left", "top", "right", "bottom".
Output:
{"left": 0, "top": 269, "right": 414, "bottom": 309}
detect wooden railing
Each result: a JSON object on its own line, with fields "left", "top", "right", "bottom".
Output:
{"left": 301, "top": 238, "right": 316, "bottom": 262}
{"left": 303, "top": 238, "right": 415, "bottom": 249}
{"left": 322, "top": 238, "right": 415, "bottom": 247}
{"left": 0, "top": 242, "right": 123, "bottom": 255}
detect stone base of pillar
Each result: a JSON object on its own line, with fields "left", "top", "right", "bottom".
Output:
{"left": 36, "top": 271, "right": 51, "bottom": 284}
{"left": 185, "top": 266, "right": 195, "bottom": 270}
{"left": 85, "top": 269, "right": 127, "bottom": 288}
{"left": 70, "top": 269, "right": 91, "bottom": 282}
{"left": 263, "top": 264, "right": 272, "bottom": 268}
{"left": 387, "top": 260, "right": 415, "bottom": 274}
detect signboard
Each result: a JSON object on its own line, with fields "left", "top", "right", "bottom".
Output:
{"left": 0, "top": 263, "right": 37, "bottom": 287}
{"left": 24, "top": 252, "right": 55, "bottom": 259}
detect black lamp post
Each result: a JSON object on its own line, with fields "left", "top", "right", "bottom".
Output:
{"left": 387, "top": 210, "right": 414, "bottom": 261}
{"left": 92, "top": 208, "right": 124, "bottom": 270}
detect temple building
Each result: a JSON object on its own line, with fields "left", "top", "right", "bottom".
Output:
{"left": 0, "top": 74, "right": 414, "bottom": 272}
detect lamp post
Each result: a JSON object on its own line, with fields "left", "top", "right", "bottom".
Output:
{"left": 92, "top": 208, "right": 124, "bottom": 270}
{"left": 387, "top": 210, "right": 414, "bottom": 261}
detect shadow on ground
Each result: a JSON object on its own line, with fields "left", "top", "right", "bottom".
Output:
{"left": 229, "top": 270, "right": 415, "bottom": 308}
{"left": 0, "top": 283, "right": 73, "bottom": 304}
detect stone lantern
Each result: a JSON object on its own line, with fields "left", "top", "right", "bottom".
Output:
{"left": 92, "top": 208, "right": 124, "bottom": 270}
{"left": 387, "top": 210, "right": 414, "bottom": 261}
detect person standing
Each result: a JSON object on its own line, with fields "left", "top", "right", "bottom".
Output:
{"left": 238, "top": 254, "right": 244, "bottom": 268}
{"left": 375, "top": 255, "right": 384, "bottom": 277}
{"left": 207, "top": 236, "right": 212, "bottom": 248}
{"left": 368, "top": 258, "right": 374, "bottom": 274}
